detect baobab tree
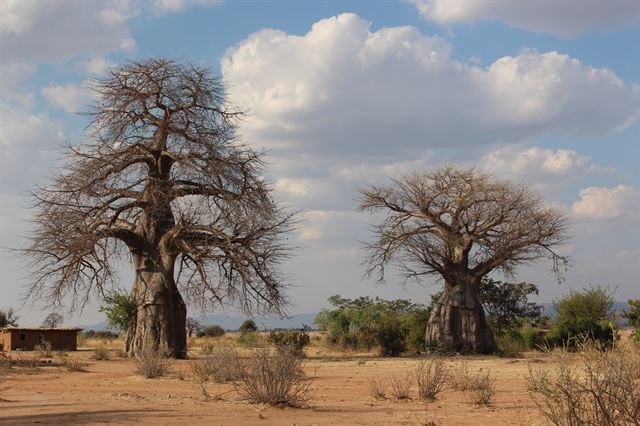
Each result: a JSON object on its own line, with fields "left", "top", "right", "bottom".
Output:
{"left": 25, "top": 59, "right": 294, "bottom": 358}
{"left": 359, "top": 166, "right": 569, "bottom": 353}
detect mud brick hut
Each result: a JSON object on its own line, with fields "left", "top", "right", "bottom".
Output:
{"left": 0, "top": 327, "right": 82, "bottom": 351}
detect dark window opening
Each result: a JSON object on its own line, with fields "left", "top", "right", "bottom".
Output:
{"left": 20, "top": 333, "right": 26, "bottom": 341}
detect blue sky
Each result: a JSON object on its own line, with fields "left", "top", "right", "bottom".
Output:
{"left": 1, "top": 0, "right": 639, "bottom": 326}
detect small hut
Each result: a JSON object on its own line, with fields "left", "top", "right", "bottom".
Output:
{"left": 0, "top": 327, "right": 82, "bottom": 351}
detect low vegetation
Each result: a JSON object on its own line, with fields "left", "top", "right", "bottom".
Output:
{"left": 416, "top": 355, "right": 449, "bottom": 401}
{"left": 527, "top": 342, "right": 640, "bottom": 425}
{"left": 466, "top": 370, "right": 496, "bottom": 406}
{"left": 233, "top": 347, "right": 315, "bottom": 407}
{"left": 196, "top": 325, "right": 225, "bottom": 338}
{"left": 267, "top": 327, "right": 310, "bottom": 358}
{"left": 135, "top": 346, "right": 173, "bottom": 379}
{"left": 91, "top": 347, "right": 110, "bottom": 360}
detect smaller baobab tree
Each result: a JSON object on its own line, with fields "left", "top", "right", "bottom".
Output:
{"left": 42, "top": 312, "right": 64, "bottom": 328}
{"left": 24, "top": 59, "right": 295, "bottom": 358}
{"left": 359, "top": 166, "right": 569, "bottom": 354}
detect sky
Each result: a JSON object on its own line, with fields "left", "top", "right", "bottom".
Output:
{"left": 1, "top": 0, "right": 639, "bottom": 326}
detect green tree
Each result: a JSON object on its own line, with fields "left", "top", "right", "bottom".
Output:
{"left": 547, "top": 286, "right": 616, "bottom": 347}
{"left": 197, "top": 325, "right": 225, "bottom": 338}
{"left": 239, "top": 319, "right": 258, "bottom": 335}
{"left": 99, "top": 292, "right": 138, "bottom": 332}
{"left": 479, "top": 278, "right": 542, "bottom": 334}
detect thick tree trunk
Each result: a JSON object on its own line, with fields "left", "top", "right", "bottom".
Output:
{"left": 425, "top": 275, "right": 496, "bottom": 354}
{"left": 125, "top": 253, "right": 187, "bottom": 358}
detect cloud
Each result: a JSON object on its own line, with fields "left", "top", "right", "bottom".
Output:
{"left": 222, "top": 14, "right": 639, "bottom": 163}
{"left": 79, "top": 56, "right": 117, "bottom": 75}
{"left": 571, "top": 185, "right": 640, "bottom": 220}
{"left": 409, "top": 0, "right": 640, "bottom": 37}
{"left": 0, "top": 0, "right": 137, "bottom": 64}
{"left": 151, "top": 0, "right": 222, "bottom": 15}
{"left": 42, "top": 83, "right": 93, "bottom": 113}
{"left": 481, "top": 145, "right": 602, "bottom": 181}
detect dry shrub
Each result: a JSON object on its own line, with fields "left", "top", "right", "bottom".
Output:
{"left": 34, "top": 341, "right": 53, "bottom": 358}
{"left": 527, "top": 343, "right": 640, "bottom": 425}
{"left": 389, "top": 372, "right": 412, "bottom": 400}
{"left": 369, "top": 377, "right": 388, "bottom": 400}
{"left": 134, "top": 346, "right": 172, "bottom": 378}
{"left": 233, "top": 347, "right": 314, "bottom": 407}
{"left": 466, "top": 370, "right": 496, "bottom": 406}
{"left": 92, "top": 347, "right": 110, "bottom": 360}
{"left": 115, "top": 348, "right": 127, "bottom": 358}
{"left": 450, "top": 359, "right": 472, "bottom": 391}
{"left": 62, "top": 358, "right": 87, "bottom": 372}
{"left": 416, "top": 355, "right": 449, "bottom": 401}
{"left": 13, "top": 355, "right": 39, "bottom": 374}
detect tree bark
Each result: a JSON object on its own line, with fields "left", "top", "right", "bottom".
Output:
{"left": 425, "top": 275, "right": 496, "bottom": 354}
{"left": 125, "top": 253, "right": 187, "bottom": 358}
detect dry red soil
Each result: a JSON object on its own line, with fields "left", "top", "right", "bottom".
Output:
{"left": 0, "top": 348, "right": 552, "bottom": 425}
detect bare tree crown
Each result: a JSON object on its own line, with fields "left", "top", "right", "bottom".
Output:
{"left": 26, "top": 58, "right": 294, "bottom": 314}
{"left": 359, "top": 166, "right": 569, "bottom": 284}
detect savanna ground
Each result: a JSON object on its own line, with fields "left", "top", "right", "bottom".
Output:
{"left": 0, "top": 331, "right": 636, "bottom": 425}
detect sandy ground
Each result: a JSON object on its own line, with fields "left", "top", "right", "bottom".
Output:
{"left": 0, "top": 346, "right": 552, "bottom": 426}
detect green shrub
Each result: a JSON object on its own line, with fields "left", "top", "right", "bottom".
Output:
{"left": 623, "top": 299, "right": 640, "bottom": 342}
{"left": 237, "top": 331, "right": 260, "bottom": 347}
{"left": 401, "top": 308, "right": 431, "bottom": 353}
{"left": 519, "top": 324, "right": 543, "bottom": 349}
{"left": 239, "top": 319, "right": 258, "bottom": 335}
{"left": 376, "top": 315, "right": 406, "bottom": 356}
{"left": 267, "top": 327, "right": 310, "bottom": 358}
{"left": 496, "top": 332, "right": 526, "bottom": 357}
{"left": 546, "top": 286, "right": 616, "bottom": 348}
{"left": 197, "top": 325, "right": 225, "bottom": 338}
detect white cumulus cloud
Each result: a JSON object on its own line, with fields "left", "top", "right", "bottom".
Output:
{"left": 409, "top": 0, "right": 640, "bottom": 37}
{"left": 571, "top": 185, "right": 640, "bottom": 220}
{"left": 482, "top": 145, "right": 600, "bottom": 181}
{"left": 222, "top": 14, "right": 639, "bottom": 162}
{"left": 42, "top": 83, "right": 93, "bottom": 113}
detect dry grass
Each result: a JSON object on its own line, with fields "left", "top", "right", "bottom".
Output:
{"left": 527, "top": 342, "right": 640, "bottom": 425}
{"left": 34, "top": 341, "right": 53, "bottom": 358}
{"left": 369, "top": 377, "right": 388, "bottom": 400}
{"left": 450, "top": 359, "right": 472, "bottom": 391}
{"left": 466, "top": 370, "right": 496, "bottom": 406}
{"left": 233, "top": 347, "right": 315, "bottom": 407}
{"left": 416, "top": 355, "right": 449, "bottom": 401}
{"left": 91, "top": 347, "right": 110, "bottom": 360}
{"left": 62, "top": 358, "right": 88, "bottom": 372}
{"left": 134, "top": 346, "right": 173, "bottom": 379}
{"left": 389, "top": 372, "right": 412, "bottom": 400}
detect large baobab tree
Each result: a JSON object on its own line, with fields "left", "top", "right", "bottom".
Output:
{"left": 359, "top": 166, "right": 569, "bottom": 353}
{"left": 25, "top": 59, "right": 294, "bottom": 358}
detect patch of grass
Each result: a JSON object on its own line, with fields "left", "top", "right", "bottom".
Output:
{"left": 134, "top": 346, "right": 172, "bottom": 379}
{"left": 450, "top": 359, "right": 472, "bottom": 391}
{"left": 527, "top": 343, "right": 640, "bottom": 425}
{"left": 389, "top": 372, "right": 412, "bottom": 401}
{"left": 416, "top": 355, "right": 449, "bottom": 401}
{"left": 34, "top": 341, "right": 53, "bottom": 358}
{"left": 466, "top": 370, "right": 496, "bottom": 406}
{"left": 233, "top": 347, "right": 315, "bottom": 407}
{"left": 62, "top": 358, "right": 88, "bottom": 372}
{"left": 369, "top": 377, "right": 388, "bottom": 400}
{"left": 92, "top": 347, "right": 110, "bottom": 360}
